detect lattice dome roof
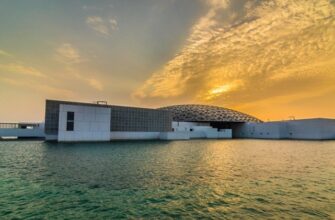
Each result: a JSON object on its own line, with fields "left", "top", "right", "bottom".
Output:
{"left": 159, "top": 105, "right": 262, "bottom": 123}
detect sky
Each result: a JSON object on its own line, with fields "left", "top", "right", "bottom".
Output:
{"left": 0, "top": 0, "right": 335, "bottom": 122}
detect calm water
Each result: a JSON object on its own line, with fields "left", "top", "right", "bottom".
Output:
{"left": 0, "top": 140, "right": 334, "bottom": 219}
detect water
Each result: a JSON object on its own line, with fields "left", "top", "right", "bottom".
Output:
{"left": 0, "top": 140, "right": 334, "bottom": 219}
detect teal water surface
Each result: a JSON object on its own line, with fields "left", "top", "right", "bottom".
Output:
{"left": 0, "top": 140, "right": 334, "bottom": 219}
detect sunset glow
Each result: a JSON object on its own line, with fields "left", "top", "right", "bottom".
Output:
{"left": 1, "top": 0, "right": 335, "bottom": 122}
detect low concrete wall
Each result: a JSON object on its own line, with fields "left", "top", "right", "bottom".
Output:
{"left": 218, "top": 129, "right": 232, "bottom": 139}
{"left": 45, "top": 134, "right": 57, "bottom": 141}
{"left": 159, "top": 132, "right": 190, "bottom": 140}
{"left": 287, "top": 119, "right": 335, "bottom": 140}
{"left": 205, "top": 129, "right": 232, "bottom": 139}
{"left": 110, "top": 132, "right": 160, "bottom": 140}
{"left": 234, "top": 122, "right": 285, "bottom": 139}
{"left": 189, "top": 131, "right": 206, "bottom": 139}
{"left": 172, "top": 122, "right": 211, "bottom": 132}
{"left": 0, "top": 128, "right": 45, "bottom": 138}
{"left": 235, "top": 118, "right": 335, "bottom": 140}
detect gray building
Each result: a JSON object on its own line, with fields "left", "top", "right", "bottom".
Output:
{"left": 234, "top": 118, "right": 335, "bottom": 140}
{"left": 45, "top": 100, "right": 172, "bottom": 141}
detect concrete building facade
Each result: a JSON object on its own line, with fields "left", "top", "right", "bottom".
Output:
{"left": 234, "top": 118, "right": 335, "bottom": 140}
{"left": 0, "top": 123, "right": 44, "bottom": 139}
{"left": 42, "top": 100, "right": 335, "bottom": 142}
{"left": 57, "top": 104, "right": 111, "bottom": 142}
{"left": 172, "top": 122, "right": 232, "bottom": 139}
{"left": 45, "top": 100, "right": 172, "bottom": 142}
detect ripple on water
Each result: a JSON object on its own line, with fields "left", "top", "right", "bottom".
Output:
{"left": 0, "top": 140, "right": 334, "bottom": 219}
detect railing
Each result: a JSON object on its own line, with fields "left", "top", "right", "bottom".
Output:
{"left": 0, "top": 123, "right": 19, "bottom": 129}
{"left": 0, "top": 123, "right": 41, "bottom": 129}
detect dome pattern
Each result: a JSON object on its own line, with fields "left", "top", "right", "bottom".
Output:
{"left": 159, "top": 105, "right": 262, "bottom": 123}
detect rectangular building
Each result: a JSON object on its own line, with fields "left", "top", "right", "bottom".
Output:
{"left": 44, "top": 100, "right": 172, "bottom": 142}
{"left": 234, "top": 118, "right": 335, "bottom": 140}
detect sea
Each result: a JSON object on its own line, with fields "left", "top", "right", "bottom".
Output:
{"left": 0, "top": 140, "right": 334, "bottom": 219}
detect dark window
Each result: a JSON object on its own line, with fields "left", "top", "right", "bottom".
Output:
{"left": 67, "top": 112, "right": 74, "bottom": 120}
{"left": 66, "top": 111, "right": 74, "bottom": 131}
{"left": 66, "top": 122, "right": 74, "bottom": 131}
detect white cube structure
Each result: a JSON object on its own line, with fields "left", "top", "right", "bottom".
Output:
{"left": 58, "top": 104, "right": 111, "bottom": 142}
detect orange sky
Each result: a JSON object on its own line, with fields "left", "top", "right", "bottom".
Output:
{"left": 1, "top": 0, "right": 335, "bottom": 122}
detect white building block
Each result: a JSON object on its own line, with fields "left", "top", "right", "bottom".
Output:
{"left": 58, "top": 104, "right": 111, "bottom": 142}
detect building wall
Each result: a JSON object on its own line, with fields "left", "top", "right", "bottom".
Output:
{"left": 235, "top": 119, "right": 335, "bottom": 140}
{"left": 234, "top": 122, "right": 286, "bottom": 139}
{"left": 44, "top": 100, "right": 60, "bottom": 135}
{"left": 207, "top": 130, "right": 232, "bottom": 139}
{"left": 58, "top": 104, "right": 111, "bottom": 142}
{"left": 172, "top": 121, "right": 232, "bottom": 139}
{"left": 110, "top": 106, "right": 171, "bottom": 132}
{"left": 110, "top": 132, "right": 161, "bottom": 140}
{"left": 172, "top": 122, "right": 210, "bottom": 132}
{"left": 160, "top": 132, "right": 190, "bottom": 140}
{"left": 0, "top": 124, "right": 45, "bottom": 138}
{"left": 44, "top": 100, "right": 172, "bottom": 142}
{"left": 287, "top": 119, "right": 335, "bottom": 140}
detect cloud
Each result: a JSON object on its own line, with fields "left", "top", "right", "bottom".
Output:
{"left": 87, "top": 78, "right": 104, "bottom": 91}
{"left": 0, "top": 63, "right": 45, "bottom": 77}
{"left": 133, "top": 0, "right": 335, "bottom": 114}
{"left": 0, "top": 77, "right": 75, "bottom": 97}
{"left": 205, "top": 0, "right": 229, "bottom": 9}
{"left": 86, "top": 16, "right": 118, "bottom": 37}
{"left": 55, "top": 43, "right": 83, "bottom": 64}
{"left": 63, "top": 67, "right": 104, "bottom": 91}
{"left": 0, "top": 50, "right": 12, "bottom": 57}
{"left": 109, "top": 19, "right": 118, "bottom": 30}
{"left": 54, "top": 44, "right": 104, "bottom": 91}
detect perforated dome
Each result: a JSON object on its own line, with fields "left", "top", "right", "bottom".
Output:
{"left": 159, "top": 104, "right": 262, "bottom": 123}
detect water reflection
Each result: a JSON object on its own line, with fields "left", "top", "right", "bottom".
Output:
{"left": 0, "top": 140, "right": 334, "bottom": 219}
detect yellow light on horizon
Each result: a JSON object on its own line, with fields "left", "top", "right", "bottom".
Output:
{"left": 210, "top": 84, "right": 232, "bottom": 95}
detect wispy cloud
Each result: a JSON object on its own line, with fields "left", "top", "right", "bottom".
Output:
{"left": 0, "top": 50, "right": 13, "bottom": 57}
{"left": 55, "top": 43, "right": 83, "bottom": 64}
{"left": 0, "top": 63, "right": 45, "bottom": 77}
{"left": 205, "top": 0, "right": 229, "bottom": 9}
{"left": 63, "top": 67, "right": 104, "bottom": 91}
{"left": 0, "top": 77, "right": 75, "bottom": 97}
{"left": 134, "top": 0, "right": 335, "bottom": 112}
{"left": 109, "top": 18, "right": 118, "bottom": 31}
{"left": 87, "top": 78, "right": 104, "bottom": 91}
{"left": 86, "top": 16, "right": 118, "bottom": 37}
{"left": 54, "top": 43, "right": 104, "bottom": 91}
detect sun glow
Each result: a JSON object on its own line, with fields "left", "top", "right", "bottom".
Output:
{"left": 210, "top": 84, "right": 231, "bottom": 94}
{"left": 204, "top": 80, "right": 242, "bottom": 101}
{"left": 204, "top": 84, "right": 233, "bottom": 101}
